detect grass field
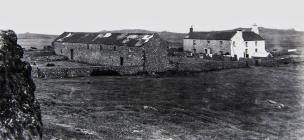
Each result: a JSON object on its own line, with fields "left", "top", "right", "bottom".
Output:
{"left": 34, "top": 65, "right": 304, "bottom": 139}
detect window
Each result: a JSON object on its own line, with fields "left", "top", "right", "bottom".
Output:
{"left": 207, "top": 40, "right": 210, "bottom": 46}
{"left": 193, "top": 40, "right": 196, "bottom": 45}
{"left": 87, "top": 44, "right": 90, "bottom": 49}
{"left": 220, "top": 41, "right": 223, "bottom": 46}
{"left": 114, "top": 46, "right": 117, "bottom": 51}
{"left": 245, "top": 42, "right": 248, "bottom": 47}
{"left": 255, "top": 48, "right": 258, "bottom": 52}
{"left": 255, "top": 41, "right": 258, "bottom": 46}
{"left": 233, "top": 41, "right": 236, "bottom": 47}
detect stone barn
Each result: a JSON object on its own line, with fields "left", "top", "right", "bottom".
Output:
{"left": 52, "top": 32, "right": 169, "bottom": 74}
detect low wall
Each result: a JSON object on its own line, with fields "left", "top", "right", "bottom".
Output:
{"left": 32, "top": 67, "right": 93, "bottom": 78}
{"left": 32, "top": 65, "right": 144, "bottom": 78}
{"left": 248, "top": 57, "right": 304, "bottom": 67}
{"left": 169, "top": 57, "right": 248, "bottom": 72}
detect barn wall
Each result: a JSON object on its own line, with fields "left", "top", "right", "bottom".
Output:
{"left": 143, "top": 36, "right": 170, "bottom": 73}
{"left": 53, "top": 36, "right": 170, "bottom": 73}
{"left": 54, "top": 42, "right": 143, "bottom": 66}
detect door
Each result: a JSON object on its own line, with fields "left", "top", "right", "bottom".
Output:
{"left": 70, "top": 49, "right": 74, "bottom": 60}
{"left": 120, "top": 57, "right": 124, "bottom": 66}
{"left": 245, "top": 49, "right": 249, "bottom": 58}
{"left": 204, "top": 49, "right": 208, "bottom": 54}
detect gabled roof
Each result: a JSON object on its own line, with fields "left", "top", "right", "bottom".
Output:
{"left": 185, "top": 31, "right": 236, "bottom": 40}
{"left": 54, "top": 32, "right": 156, "bottom": 47}
{"left": 242, "top": 31, "right": 264, "bottom": 41}
{"left": 185, "top": 30, "right": 264, "bottom": 41}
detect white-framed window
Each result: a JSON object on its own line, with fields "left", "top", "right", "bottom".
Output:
{"left": 255, "top": 41, "right": 258, "bottom": 46}
{"left": 233, "top": 41, "right": 236, "bottom": 47}
{"left": 255, "top": 48, "right": 258, "bottom": 52}
{"left": 245, "top": 42, "right": 248, "bottom": 47}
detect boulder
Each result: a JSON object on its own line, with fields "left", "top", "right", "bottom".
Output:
{"left": 0, "top": 30, "right": 42, "bottom": 139}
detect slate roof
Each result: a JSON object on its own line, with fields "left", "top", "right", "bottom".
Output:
{"left": 242, "top": 31, "right": 264, "bottom": 41}
{"left": 185, "top": 31, "right": 264, "bottom": 41}
{"left": 54, "top": 32, "right": 156, "bottom": 47}
{"left": 186, "top": 31, "right": 236, "bottom": 40}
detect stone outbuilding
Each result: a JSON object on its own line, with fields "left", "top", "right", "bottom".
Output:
{"left": 53, "top": 32, "right": 169, "bottom": 74}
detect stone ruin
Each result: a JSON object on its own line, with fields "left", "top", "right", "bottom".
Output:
{"left": 0, "top": 30, "right": 42, "bottom": 139}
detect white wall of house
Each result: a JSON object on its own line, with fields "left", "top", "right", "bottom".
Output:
{"left": 183, "top": 39, "right": 196, "bottom": 52}
{"left": 230, "top": 31, "right": 245, "bottom": 59}
{"left": 245, "top": 41, "right": 268, "bottom": 58}
{"left": 230, "top": 32, "right": 269, "bottom": 59}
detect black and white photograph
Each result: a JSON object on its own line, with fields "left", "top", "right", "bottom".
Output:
{"left": 0, "top": 0, "right": 304, "bottom": 139}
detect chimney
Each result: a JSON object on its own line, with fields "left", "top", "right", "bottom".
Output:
{"left": 189, "top": 25, "right": 193, "bottom": 33}
{"left": 251, "top": 24, "right": 259, "bottom": 34}
{"left": 236, "top": 30, "right": 243, "bottom": 37}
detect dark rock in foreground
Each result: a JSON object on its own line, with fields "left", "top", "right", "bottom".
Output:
{"left": 0, "top": 30, "right": 42, "bottom": 139}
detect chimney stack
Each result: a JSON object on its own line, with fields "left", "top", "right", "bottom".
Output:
{"left": 189, "top": 25, "right": 193, "bottom": 33}
{"left": 251, "top": 24, "right": 259, "bottom": 34}
{"left": 236, "top": 30, "right": 243, "bottom": 37}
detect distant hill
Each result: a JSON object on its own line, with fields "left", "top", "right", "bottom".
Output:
{"left": 17, "top": 33, "right": 57, "bottom": 39}
{"left": 101, "top": 28, "right": 304, "bottom": 51}
{"left": 17, "top": 28, "right": 304, "bottom": 51}
{"left": 258, "top": 27, "right": 304, "bottom": 51}
{"left": 17, "top": 33, "right": 58, "bottom": 50}
{"left": 100, "top": 29, "right": 154, "bottom": 34}
{"left": 100, "top": 29, "right": 186, "bottom": 48}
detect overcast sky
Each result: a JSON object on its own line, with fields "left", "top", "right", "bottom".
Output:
{"left": 0, "top": 0, "right": 303, "bottom": 34}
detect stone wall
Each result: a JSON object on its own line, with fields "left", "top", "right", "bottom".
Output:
{"left": 169, "top": 57, "right": 248, "bottom": 72}
{"left": 32, "top": 66, "right": 144, "bottom": 78}
{"left": 143, "top": 34, "right": 170, "bottom": 73}
{"left": 184, "top": 39, "right": 231, "bottom": 55}
{"left": 53, "top": 34, "right": 170, "bottom": 74}
{"left": 54, "top": 42, "right": 143, "bottom": 66}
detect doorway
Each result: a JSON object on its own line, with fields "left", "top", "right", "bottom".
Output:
{"left": 70, "top": 49, "right": 74, "bottom": 60}
{"left": 204, "top": 48, "right": 208, "bottom": 54}
{"left": 120, "top": 57, "right": 124, "bottom": 66}
{"left": 245, "top": 49, "right": 249, "bottom": 58}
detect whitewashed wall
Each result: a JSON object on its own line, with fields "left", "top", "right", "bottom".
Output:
{"left": 230, "top": 31, "right": 245, "bottom": 59}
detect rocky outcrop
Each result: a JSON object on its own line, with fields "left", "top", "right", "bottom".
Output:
{"left": 0, "top": 30, "right": 42, "bottom": 139}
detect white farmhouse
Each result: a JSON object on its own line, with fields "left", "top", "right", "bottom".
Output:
{"left": 183, "top": 25, "right": 269, "bottom": 59}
